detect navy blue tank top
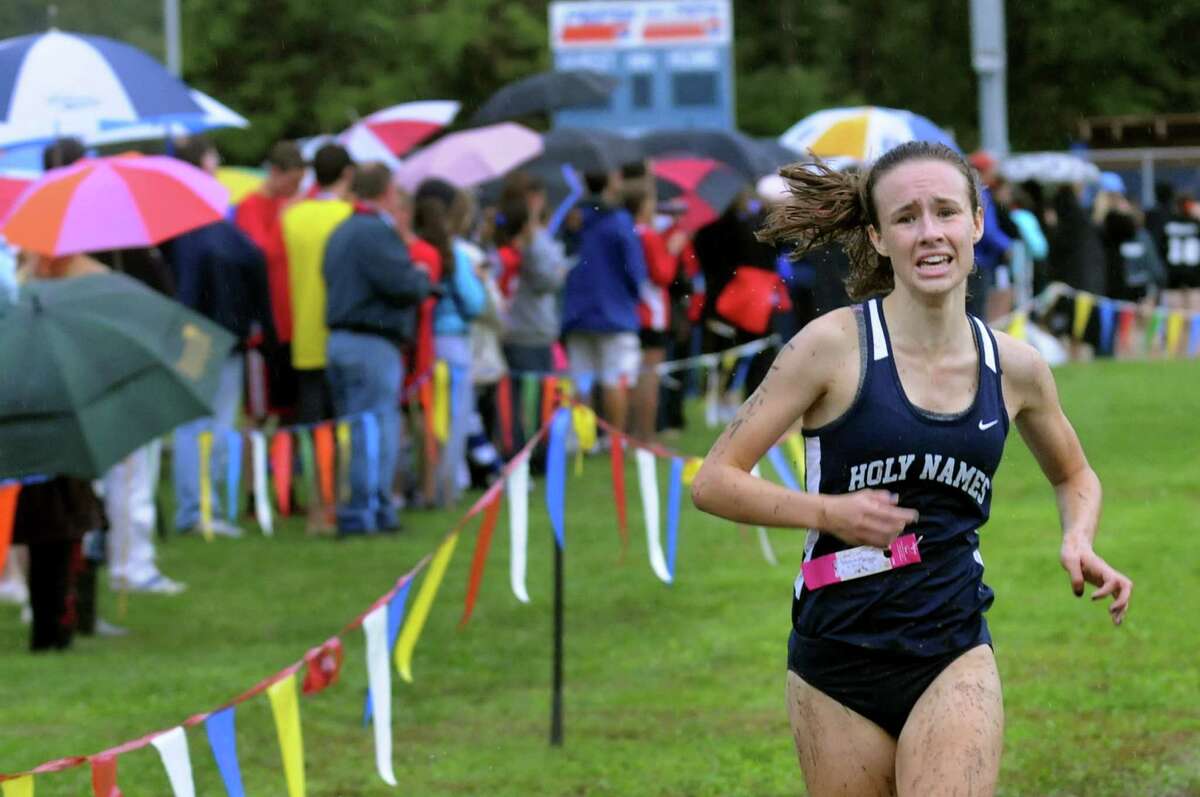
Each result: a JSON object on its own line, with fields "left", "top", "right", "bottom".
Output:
{"left": 791, "top": 298, "right": 1008, "bottom": 657}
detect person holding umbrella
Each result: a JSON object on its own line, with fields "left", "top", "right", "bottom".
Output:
{"left": 691, "top": 142, "right": 1132, "bottom": 795}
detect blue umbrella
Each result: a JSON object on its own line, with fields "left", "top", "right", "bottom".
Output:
{"left": 0, "top": 29, "right": 205, "bottom": 148}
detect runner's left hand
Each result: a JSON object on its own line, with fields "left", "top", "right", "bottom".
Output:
{"left": 1060, "top": 538, "right": 1133, "bottom": 626}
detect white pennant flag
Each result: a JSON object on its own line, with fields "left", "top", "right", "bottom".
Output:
{"left": 750, "top": 464, "right": 778, "bottom": 565}
{"left": 251, "top": 431, "right": 274, "bottom": 536}
{"left": 507, "top": 455, "right": 531, "bottom": 603}
{"left": 635, "top": 448, "right": 672, "bottom": 583}
{"left": 363, "top": 603, "right": 397, "bottom": 786}
{"left": 150, "top": 726, "right": 196, "bottom": 797}
{"left": 704, "top": 363, "right": 720, "bottom": 428}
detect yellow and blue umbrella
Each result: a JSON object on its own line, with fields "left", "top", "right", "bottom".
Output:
{"left": 779, "top": 106, "right": 958, "bottom": 163}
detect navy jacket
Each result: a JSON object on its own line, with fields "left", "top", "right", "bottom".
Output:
{"left": 561, "top": 201, "right": 647, "bottom": 334}
{"left": 323, "top": 211, "right": 432, "bottom": 346}
{"left": 161, "top": 220, "right": 275, "bottom": 348}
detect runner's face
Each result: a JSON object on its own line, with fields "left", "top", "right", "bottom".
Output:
{"left": 867, "top": 159, "right": 983, "bottom": 297}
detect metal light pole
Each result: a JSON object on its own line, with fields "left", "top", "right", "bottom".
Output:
{"left": 970, "top": 0, "right": 1009, "bottom": 156}
{"left": 164, "top": 0, "right": 181, "bottom": 76}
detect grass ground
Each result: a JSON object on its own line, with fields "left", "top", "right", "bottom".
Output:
{"left": 1, "top": 359, "right": 1197, "bottom": 796}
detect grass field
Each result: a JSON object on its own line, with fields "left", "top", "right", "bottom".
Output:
{"left": 1, "top": 359, "right": 1197, "bottom": 796}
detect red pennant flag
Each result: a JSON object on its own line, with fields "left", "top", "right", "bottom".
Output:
{"left": 90, "top": 755, "right": 121, "bottom": 797}
{"left": 460, "top": 489, "right": 504, "bottom": 628}
{"left": 1117, "top": 307, "right": 1135, "bottom": 355}
{"left": 0, "top": 482, "right": 21, "bottom": 574}
{"left": 419, "top": 381, "right": 439, "bottom": 470}
{"left": 301, "top": 637, "right": 344, "bottom": 695}
{"left": 610, "top": 432, "right": 629, "bottom": 557}
{"left": 496, "top": 375, "right": 514, "bottom": 455}
{"left": 270, "top": 431, "right": 293, "bottom": 515}
{"left": 540, "top": 376, "right": 557, "bottom": 426}
{"left": 313, "top": 422, "right": 336, "bottom": 507}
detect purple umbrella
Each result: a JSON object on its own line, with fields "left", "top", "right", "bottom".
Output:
{"left": 396, "top": 123, "right": 542, "bottom": 191}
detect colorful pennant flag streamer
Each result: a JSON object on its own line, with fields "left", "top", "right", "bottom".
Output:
{"left": 1072, "top": 292, "right": 1094, "bottom": 340}
{"left": 225, "top": 431, "right": 243, "bottom": 525}
{"left": 250, "top": 431, "right": 273, "bottom": 536}
{"left": 90, "top": 755, "right": 120, "bottom": 797}
{"left": 1166, "top": 311, "right": 1185, "bottom": 355}
{"left": 270, "top": 431, "right": 293, "bottom": 516}
{"left": 665, "top": 458, "right": 683, "bottom": 581}
{"left": 1, "top": 776, "right": 33, "bottom": 797}
{"left": 635, "top": 448, "right": 671, "bottom": 583}
{"left": 433, "top": 361, "right": 450, "bottom": 443}
{"left": 545, "top": 408, "right": 571, "bottom": 550}
{"left": 296, "top": 429, "right": 317, "bottom": 512}
{"left": 150, "top": 727, "right": 196, "bottom": 797}
{"left": 765, "top": 446, "right": 800, "bottom": 491}
{"left": 785, "top": 434, "right": 806, "bottom": 488}
{"left": 704, "top": 363, "right": 719, "bottom": 428}
{"left": 507, "top": 456, "right": 531, "bottom": 603}
{"left": 204, "top": 707, "right": 245, "bottom": 797}
{"left": 336, "top": 421, "right": 352, "bottom": 503}
{"left": 1097, "top": 300, "right": 1115, "bottom": 356}
{"left": 461, "top": 490, "right": 503, "bottom": 627}
{"left": 1116, "top": 307, "right": 1135, "bottom": 355}
{"left": 496, "top": 376, "right": 514, "bottom": 454}
{"left": 571, "top": 405, "right": 597, "bottom": 475}
{"left": 362, "top": 604, "right": 397, "bottom": 786}
{"left": 198, "top": 430, "right": 214, "bottom": 541}
{"left": 364, "top": 581, "right": 412, "bottom": 725}
{"left": 395, "top": 532, "right": 459, "bottom": 683}
{"left": 300, "top": 638, "right": 343, "bottom": 695}
{"left": 609, "top": 432, "right": 630, "bottom": 556}
{"left": 1190, "top": 314, "right": 1200, "bottom": 356}
{"left": 313, "top": 423, "right": 335, "bottom": 508}
{"left": 1007, "top": 310, "right": 1027, "bottom": 341}
{"left": 681, "top": 457, "right": 703, "bottom": 487}
{"left": 0, "top": 482, "right": 21, "bottom": 575}
{"left": 1146, "top": 308, "right": 1165, "bottom": 353}
{"left": 521, "top": 375, "right": 540, "bottom": 446}
{"left": 266, "top": 673, "right": 305, "bottom": 797}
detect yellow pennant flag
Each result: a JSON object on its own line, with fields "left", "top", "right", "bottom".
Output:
{"left": 681, "top": 457, "right": 704, "bottom": 487}
{"left": 395, "top": 533, "right": 459, "bottom": 683}
{"left": 557, "top": 376, "right": 574, "bottom": 406}
{"left": 336, "top": 420, "right": 352, "bottom": 503}
{"left": 1071, "top": 293, "right": 1094, "bottom": 341}
{"left": 1165, "top": 311, "right": 1185, "bottom": 355}
{"left": 267, "top": 673, "right": 306, "bottom": 797}
{"left": 198, "top": 430, "right": 214, "bottom": 542}
{"left": 1007, "top": 311, "right": 1027, "bottom": 342}
{"left": 432, "top": 361, "right": 450, "bottom": 443}
{"left": 572, "top": 405, "right": 597, "bottom": 475}
{"left": 784, "top": 433, "right": 806, "bottom": 489}
{"left": 1, "top": 775, "right": 33, "bottom": 797}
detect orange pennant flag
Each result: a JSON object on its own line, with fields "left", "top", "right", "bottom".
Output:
{"left": 0, "top": 483, "right": 21, "bottom": 578}
{"left": 313, "top": 422, "right": 336, "bottom": 507}
{"left": 270, "top": 431, "right": 293, "bottom": 516}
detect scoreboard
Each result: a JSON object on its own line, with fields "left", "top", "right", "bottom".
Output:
{"left": 549, "top": 0, "right": 735, "bottom": 133}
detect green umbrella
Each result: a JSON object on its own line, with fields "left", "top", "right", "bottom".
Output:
{"left": 0, "top": 272, "right": 235, "bottom": 480}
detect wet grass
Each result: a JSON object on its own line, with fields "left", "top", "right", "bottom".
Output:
{"left": 0, "top": 358, "right": 1196, "bottom": 795}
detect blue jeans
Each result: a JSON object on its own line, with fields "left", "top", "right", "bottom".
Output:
{"left": 327, "top": 331, "right": 402, "bottom": 533}
{"left": 173, "top": 354, "right": 244, "bottom": 530}
{"left": 434, "top": 334, "right": 473, "bottom": 506}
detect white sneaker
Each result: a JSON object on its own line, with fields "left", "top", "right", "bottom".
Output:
{"left": 201, "top": 519, "right": 245, "bottom": 538}
{"left": 115, "top": 574, "right": 188, "bottom": 596}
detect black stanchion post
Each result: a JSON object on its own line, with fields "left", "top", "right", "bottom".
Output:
{"left": 550, "top": 540, "right": 564, "bottom": 746}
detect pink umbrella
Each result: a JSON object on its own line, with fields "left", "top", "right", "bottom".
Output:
{"left": 341, "top": 100, "right": 460, "bottom": 159}
{"left": 396, "top": 122, "right": 542, "bottom": 191}
{"left": 1, "top": 154, "right": 227, "bottom": 256}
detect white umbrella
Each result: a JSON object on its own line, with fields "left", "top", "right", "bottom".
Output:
{"left": 1000, "top": 152, "right": 1101, "bottom": 185}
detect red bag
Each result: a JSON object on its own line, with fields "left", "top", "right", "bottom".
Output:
{"left": 714, "top": 266, "right": 792, "bottom": 335}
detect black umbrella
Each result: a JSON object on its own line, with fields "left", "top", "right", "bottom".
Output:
{"left": 470, "top": 70, "right": 618, "bottom": 126}
{"left": 539, "top": 127, "right": 643, "bottom": 175}
{"left": 754, "top": 136, "right": 808, "bottom": 172}
{"left": 639, "top": 128, "right": 784, "bottom": 181}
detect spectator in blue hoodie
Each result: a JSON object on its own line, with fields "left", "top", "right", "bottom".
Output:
{"left": 561, "top": 170, "right": 648, "bottom": 431}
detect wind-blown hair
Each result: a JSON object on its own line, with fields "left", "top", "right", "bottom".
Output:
{"left": 759, "top": 141, "right": 981, "bottom": 299}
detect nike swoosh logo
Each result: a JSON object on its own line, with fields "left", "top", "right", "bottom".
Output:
{"left": 978, "top": 419, "right": 999, "bottom": 431}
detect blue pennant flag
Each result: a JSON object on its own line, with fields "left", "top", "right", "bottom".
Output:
{"left": 362, "top": 411, "right": 380, "bottom": 513}
{"left": 205, "top": 706, "right": 245, "bottom": 797}
{"left": 363, "top": 580, "right": 412, "bottom": 726}
{"left": 1190, "top": 314, "right": 1200, "bottom": 356}
{"left": 1097, "top": 299, "right": 1115, "bottom": 356}
{"left": 729, "top": 357, "right": 752, "bottom": 392}
{"left": 226, "top": 430, "right": 243, "bottom": 523}
{"left": 545, "top": 407, "right": 572, "bottom": 550}
{"left": 765, "top": 446, "right": 800, "bottom": 491}
{"left": 666, "top": 457, "right": 684, "bottom": 581}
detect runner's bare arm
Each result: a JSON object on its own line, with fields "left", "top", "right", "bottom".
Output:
{"left": 691, "top": 309, "right": 917, "bottom": 547}
{"left": 998, "top": 333, "right": 1133, "bottom": 625}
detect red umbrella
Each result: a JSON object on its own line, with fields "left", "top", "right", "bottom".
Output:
{"left": 1, "top": 154, "right": 227, "bottom": 256}
{"left": 652, "top": 157, "right": 747, "bottom": 233}
{"left": 0, "top": 172, "right": 34, "bottom": 225}
{"left": 340, "top": 100, "right": 460, "bottom": 160}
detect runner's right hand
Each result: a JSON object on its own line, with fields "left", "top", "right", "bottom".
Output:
{"left": 818, "top": 491, "right": 918, "bottom": 549}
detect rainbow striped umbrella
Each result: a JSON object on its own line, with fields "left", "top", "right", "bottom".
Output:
{"left": 1, "top": 154, "right": 227, "bottom": 256}
{"left": 780, "top": 106, "right": 958, "bottom": 164}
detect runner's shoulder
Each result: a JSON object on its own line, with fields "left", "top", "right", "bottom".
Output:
{"left": 776, "top": 306, "right": 859, "bottom": 374}
{"left": 992, "top": 328, "right": 1056, "bottom": 405}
